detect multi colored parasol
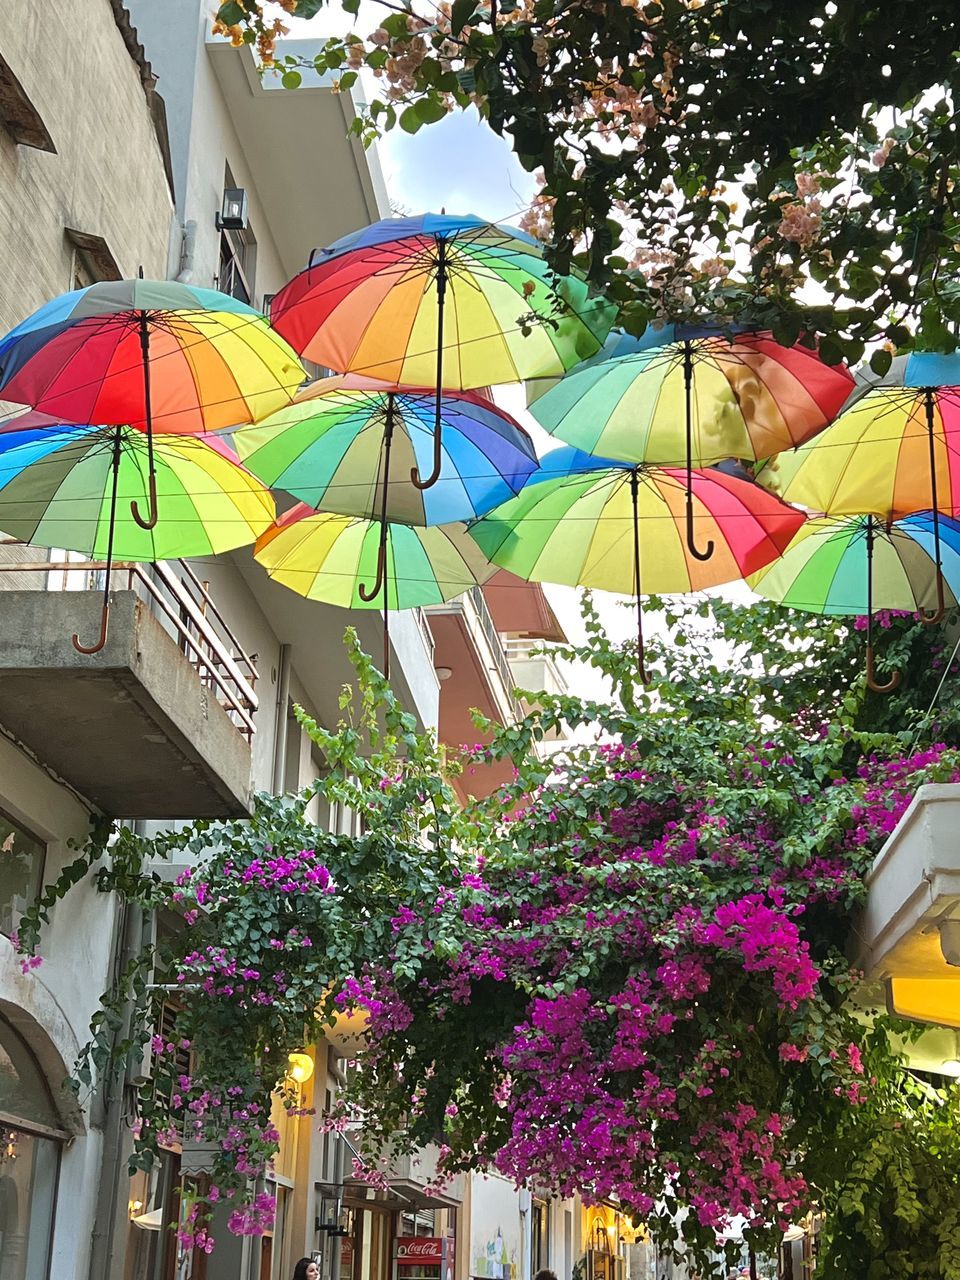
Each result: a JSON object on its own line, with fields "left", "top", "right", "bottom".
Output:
{"left": 0, "top": 279, "right": 303, "bottom": 528}
{"left": 756, "top": 353, "right": 960, "bottom": 626}
{"left": 254, "top": 503, "right": 495, "bottom": 675}
{"left": 270, "top": 214, "right": 615, "bottom": 489}
{"left": 469, "top": 446, "right": 805, "bottom": 681}
{"left": 0, "top": 421, "right": 274, "bottom": 651}
{"left": 529, "top": 332, "right": 852, "bottom": 561}
{"left": 233, "top": 374, "right": 538, "bottom": 529}
{"left": 747, "top": 513, "right": 960, "bottom": 691}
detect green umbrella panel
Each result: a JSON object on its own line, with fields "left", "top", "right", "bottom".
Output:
{"left": 0, "top": 421, "right": 275, "bottom": 651}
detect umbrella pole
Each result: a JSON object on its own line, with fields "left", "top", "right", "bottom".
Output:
{"left": 383, "top": 575, "right": 390, "bottom": 680}
{"left": 865, "top": 514, "right": 901, "bottom": 694}
{"left": 412, "top": 236, "right": 447, "bottom": 491}
{"left": 630, "top": 469, "right": 651, "bottom": 685}
{"left": 921, "top": 386, "right": 946, "bottom": 624}
{"left": 683, "top": 340, "right": 714, "bottom": 562}
{"left": 359, "top": 393, "right": 395, "bottom": 678}
{"left": 73, "top": 426, "right": 122, "bottom": 654}
{"left": 131, "top": 312, "right": 159, "bottom": 530}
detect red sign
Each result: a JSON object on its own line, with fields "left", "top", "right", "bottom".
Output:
{"left": 395, "top": 1239, "right": 447, "bottom": 1266}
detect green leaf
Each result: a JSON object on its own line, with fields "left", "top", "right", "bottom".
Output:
{"left": 451, "top": 0, "right": 478, "bottom": 35}
{"left": 869, "top": 348, "right": 893, "bottom": 377}
{"left": 416, "top": 95, "right": 449, "bottom": 125}
{"left": 281, "top": 70, "right": 302, "bottom": 89}
{"left": 399, "top": 105, "right": 422, "bottom": 134}
{"left": 216, "top": 1, "right": 246, "bottom": 23}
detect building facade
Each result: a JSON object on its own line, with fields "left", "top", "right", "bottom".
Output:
{"left": 0, "top": 8, "right": 174, "bottom": 1280}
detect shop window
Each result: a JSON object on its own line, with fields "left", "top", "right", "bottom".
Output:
{"left": 398, "top": 1210, "right": 436, "bottom": 1238}
{"left": 0, "top": 1016, "right": 66, "bottom": 1280}
{"left": 0, "top": 810, "right": 45, "bottom": 940}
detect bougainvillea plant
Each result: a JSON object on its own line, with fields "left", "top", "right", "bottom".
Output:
{"left": 211, "top": 1, "right": 960, "bottom": 366}
{"left": 18, "top": 602, "right": 960, "bottom": 1276}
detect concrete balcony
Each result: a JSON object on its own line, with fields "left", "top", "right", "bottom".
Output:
{"left": 425, "top": 587, "right": 521, "bottom": 800}
{"left": 858, "top": 783, "right": 960, "bottom": 1029}
{"left": 0, "top": 555, "right": 257, "bottom": 818}
{"left": 504, "top": 637, "right": 568, "bottom": 741}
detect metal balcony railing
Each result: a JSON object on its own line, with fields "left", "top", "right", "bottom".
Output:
{"left": 465, "top": 587, "right": 521, "bottom": 719}
{"left": 502, "top": 637, "right": 568, "bottom": 699}
{"left": 0, "top": 544, "right": 259, "bottom": 740}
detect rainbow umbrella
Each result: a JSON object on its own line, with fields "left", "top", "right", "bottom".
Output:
{"left": 0, "top": 422, "right": 274, "bottom": 652}
{"left": 254, "top": 503, "right": 495, "bottom": 676}
{"left": 748, "top": 513, "right": 960, "bottom": 692}
{"left": 529, "top": 331, "right": 852, "bottom": 562}
{"left": 0, "top": 279, "right": 303, "bottom": 528}
{"left": 233, "top": 374, "right": 538, "bottom": 536}
{"left": 270, "top": 214, "right": 616, "bottom": 490}
{"left": 524, "top": 323, "right": 687, "bottom": 405}
{"left": 757, "top": 352, "right": 960, "bottom": 626}
{"left": 469, "top": 446, "right": 805, "bottom": 682}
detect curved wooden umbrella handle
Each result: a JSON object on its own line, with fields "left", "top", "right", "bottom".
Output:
{"left": 411, "top": 410, "right": 443, "bottom": 491}
{"left": 866, "top": 642, "right": 901, "bottom": 694}
{"left": 72, "top": 601, "right": 110, "bottom": 655}
{"left": 920, "top": 569, "right": 946, "bottom": 626}
{"left": 686, "top": 499, "right": 715, "bottom": 562}
{"left": 131, "top": 470, "right": 158, "bottom": 530}
{"left": 411, "top": 238, "right": 447, "bottom": 492}
{"left": 358, "top": 541, "right": 387, "bottom": 602}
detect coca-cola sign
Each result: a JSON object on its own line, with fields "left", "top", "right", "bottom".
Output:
{"left": 395, "top": 1239, "right": 446, "bottom": 1266}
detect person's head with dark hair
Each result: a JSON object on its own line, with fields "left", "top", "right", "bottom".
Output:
{"left": 293, "top": 1259, "right": 319, "bottom": 1280}
{"left": 533, "top": 1269, "right": 558, "bottom": 1280}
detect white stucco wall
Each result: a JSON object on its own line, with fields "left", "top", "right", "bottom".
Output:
{"left": 0, "top": 731, "right": 119, "bottom": 1280}
{"left": 127, "top": 0, "right": 292, "bottom": 305}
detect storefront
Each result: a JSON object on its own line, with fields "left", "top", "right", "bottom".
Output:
{"left": 317, "top": 1146, "right": 461, "bottom": 1280}
{"left": 394, "top": 1233, "right": 455, "bottom": 1280}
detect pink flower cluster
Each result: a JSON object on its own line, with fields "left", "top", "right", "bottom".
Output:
{"left": 227, "top": 1191, "right": 277, "bottom": 1236}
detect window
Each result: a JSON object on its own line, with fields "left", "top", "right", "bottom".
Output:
{"left": 0, "top": 1016, "right": 66, "bottom": 1280}
{"left": 217, "top": 169, "right": 256, "bottom": 304}
{"left": 532, "top": 1201, "right": 547, "bottom": 1275}
{"left": 398, "top": 1210, "right": 436, "bottom": 1238}
{"left": 0, "top": 810, "right": 45, "bottom": 940}
{"left": 64, "top": 229, "right": 122, "bottom": 292}
{"left": 0, "top": 54, "right": 55, "bottom": 152}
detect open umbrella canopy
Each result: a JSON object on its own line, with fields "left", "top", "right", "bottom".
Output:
{"left": 524, "top": 322, "right": 712, "bottom": 405}
{"left": 0, "top": 279, "right": 304, "bottom": 433}
{"left": 758, "top": 356, "right": 960, "bottom": 518}
{"left": 747, "top": 513, "right": 960, "bottom": 615}
{"left": 468, "top": 446, "right": 805, "bottom": 595}
{"left": 270, "top": 214, "right": 616, "bottom": 390}
{"left": 254, "top": 502, "right": 496, "bottom": 609}
{"left": 529, "top": 333, "right": 854, "bottom": 466}
{"left": 232, "top": 374, "right": 538, "bottom": 526}
{"left": 0, "top": 422, "right": 275, "bottom": 559}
